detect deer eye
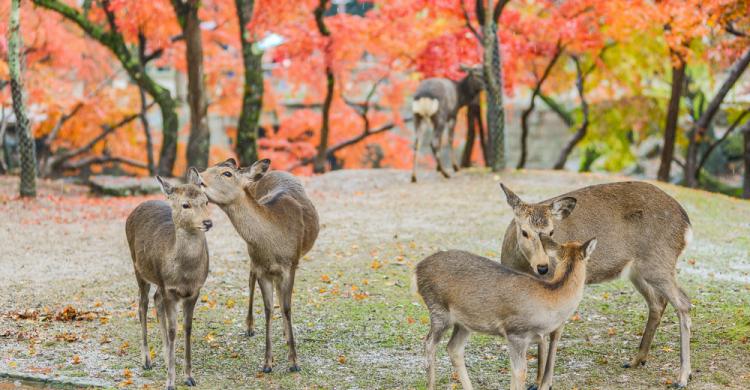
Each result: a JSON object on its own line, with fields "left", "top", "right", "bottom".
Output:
{"left": 549, "top": 230, "right": 554, "bottom": 237}
{"left": 222, "top": 171, "right": 233, "bottom": 178}
{"left": 182, "top": 203, "right": 190, "bottom": 209}
{"left": 521, "top": 230, "right": 529, "bottom": 239}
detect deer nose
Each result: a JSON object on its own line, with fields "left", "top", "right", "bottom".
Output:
{"left": 202, "top": 220, "right": 213, "bottom": 230}
{"left": 537, "top": 264, "right": 549, "bottom": 275}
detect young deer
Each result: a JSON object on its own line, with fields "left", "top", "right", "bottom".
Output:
{"left": 499, "top": 182, "right": 693, "bottom": 388}
{"left": 416, "top": 235, "right": 596, "bottom": 390}
{"left": 195, "top": 158, "right": 319, "bottom": 373}
{"left": 411, "top": 66, "right": 484, "bottom": 182}
{"left": 126, "top": 171, "right": 211, "bottom": 390}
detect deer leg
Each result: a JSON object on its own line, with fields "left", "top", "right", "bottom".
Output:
{"left": 136, "top": 275, "right": 152, "bottom": 370}
{"left": 154, "top": 288, "right": 167, "bottom": 365}
{"left": 182, "top": 294, "right": 199, "bottom": 387}
{"left": 447, "top": 324, "right": 473, "bottom": 390}
{"left": 411, "top": 116, "right": 423, "bottom": 183}
{"left": 508, "top": 335, "right": 530, "bottom": 390}
{"left": 280, "top": 269, "right": 299, "bottom": 372}
{"left": 528, "top": 335, "right": 548, "bottom": 390}
{"left": 257, "top": 277, "right": 275, "bottom": 373}
{"left": 652, "top": 278, "right": 692, "bottom": 388}
{"left": 162, "top": 296, "right": 178, "bottom": 390}
{"left": 431, "top": 119, "right": 450, "bottom": 178}
{"left": 446, "top": 119, "right": 460, "bottom": 172}
{"left": 246, "top": 269, "right": 257, "bottom": 337}
{"left": 625, "top": 273, "right": 667, "bottom": 369}
{"left": 539, "top": 325, "right": 564, "bottom": 390}
{"left": 424, "top": 313, "right": 449, "bottom": 390}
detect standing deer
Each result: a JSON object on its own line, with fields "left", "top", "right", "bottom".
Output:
{"left": 195, "top": 158, "right": 319, "bottom": 373}
{"left": 416, "top": 235, "right": 597, "bottom": 390}
{"left": 126, "top": 171, "right": 211, "bottom": 390}
{"left": 411, "top": 67, "right": 484, "bottom": 182}
{"left": 499, "top": 181, "right": 693, "bottom": 388}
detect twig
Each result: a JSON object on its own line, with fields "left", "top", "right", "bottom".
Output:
{"left": 696, "top": 107, "right": 750, "bottom": 175}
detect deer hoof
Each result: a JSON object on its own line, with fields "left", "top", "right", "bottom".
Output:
{"left": 453, "top": 165, "right": 460, "bottom": 172}
{"left": 143, "top": 361, "right": 152, "bottom": 370}
{"left": 184, "top": 377, "right": 197, "bottom": 386}
{"left": 166, "top": 387, "right": 175, "bottom": 390}
{"left": 289, "top": 364, "right": 301, "bottom": 372}
{"left": 262, "top": 366, "right": 272, "bottom": 373}
{"left": 411, "top": 175, "right": 417, "bottom": 183}
{"left": 527, "top": 385, "right": 538, "bottom": 390}
{"left": 623, "top": 360, "right": 646, "bottom": 368}
{"left": 246, "top": 329, "right": 255, "bottom": 337}
{"left": 670, "top": 383, "right": 686, "bottom": 389}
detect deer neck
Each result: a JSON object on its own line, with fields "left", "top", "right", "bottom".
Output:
{"left": 221, "top": 192, "right": 275, "bottom": 243}
{"left": 457, "top": 77, "right": 479, "bottom": 107}
{"left": 172, "top": 227, "right": 206, "bottom": 263}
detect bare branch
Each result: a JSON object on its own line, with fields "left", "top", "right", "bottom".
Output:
{"left": 61, "top": 155, "right": 148, "bottom": 170}
{"left": 553, "top": 54, "right": 590, "bottom": 169}
{"left": 696, "top": 107, "right": 750, "bottom": 175}
{"left": 461, "top": 0, "right": 482, "bottom": 42}
{"left": 45, "top": 102, "right": 85, "bottom": 147}
{"left": 725, "top": 22, "right": 748, "bottom": 38}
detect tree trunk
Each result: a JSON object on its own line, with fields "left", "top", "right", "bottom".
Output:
{"left": 744, "top": 126, "right": 750, "bottom": 199}
{"left": 8, "top": 0, "right": 37, "bottom": 197}
{"left": 657, "top": 55, "right": 686, "bottom": 182}
{"left": 553, "top": 56, "right": 589, "bottom": 170}
{"left": 684, "top": 46, "right": 750, "bottom": 187}
{"left": 0, "top": 106, "right": 8, "bottom": 174}
{"left": 34, "top": 0, "right": 179, "bottom": 176}
{"left": 235, "top": 0, "right": 263, "bottom": 166}
{"left": 313, "top": 0, "right": 333, "bottom": 174}
{"left": 137, "top": 33, "right": 156, "bottom": 176}
{"left": 482, "top": 10, "right": 505, "bottom": 171}
{"left": 173, "top": 0, "right": 210, "bottom": 172}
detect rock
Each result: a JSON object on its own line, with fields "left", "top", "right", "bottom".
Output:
{"left": 88, "top": 175, "right": 167, "bottom": 196}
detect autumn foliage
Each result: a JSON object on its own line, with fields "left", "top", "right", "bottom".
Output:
{"left": 0, "top": 0, "right": 748, "bottom": 184}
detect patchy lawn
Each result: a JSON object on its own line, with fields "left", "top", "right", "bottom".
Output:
{"left": 1, "top": 169, "right": 749, "bottom": 389}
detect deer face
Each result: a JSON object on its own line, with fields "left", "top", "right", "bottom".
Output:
{"left": 500, "top": 183, "right": 577, "bottom": 276}
{"left": 195, "top": 159, "right": 271, "bottom": 205}
{"left": 156, "top": 172, "right": 212, "bottom": 232}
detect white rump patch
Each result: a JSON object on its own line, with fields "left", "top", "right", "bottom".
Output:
{"left": 412, "top": 97, "right": 439, "bottom": 117}
{"left": 619, "top": 260, "right": 634, "bottom": 280}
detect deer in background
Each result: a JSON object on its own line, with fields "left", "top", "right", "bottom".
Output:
{"left": 411, "top": 66, "right": 484, "bottom": 182}
{"left": 416, "top": 235, "right": 597, "bottom": 390}
{"left": 195, "top": 158, "right": 319, "bottom": 373}
{"left": 126, "top": 171, "right": 211, "bottom": 390}
{"left": 499, "top": 182, "right": 693, "bottom": 388}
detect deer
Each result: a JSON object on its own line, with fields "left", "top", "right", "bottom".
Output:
{"left": 125, "top": 171, "right": 212, "bottom": 390}
{"left": 499, "top": 181, "right": 693, "bottom": 388}
{"left": 411, "top": 66, "right": 484, "bottom": 182}
{"left": 416, "top": 235, "right": 597, "bottom": 390}
{"left": 194, "top": 158, "right": 319, "bottom": 373}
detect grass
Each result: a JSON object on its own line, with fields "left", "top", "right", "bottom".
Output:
{"left": 1, "top": 169, "right": 749, "bottom": 389}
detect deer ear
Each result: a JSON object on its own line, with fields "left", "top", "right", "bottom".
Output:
{"left": 499, "top": 183, "right": 524, "bottom": 211}
{"left": 540, "top": 233, "right": 560, "bottom": 259}
{"left": 240, "top": 159, "right": 271, "bottom": 182}
{"left": 551, "top": 197, "right": 576, "bottom": 220}
{"left": 581, "top": 237, "right": 597, "bottom": 260}
{"left": 187, "top": 167, "right": 203, "bottom": 187}
{"left": 156, "top": 176, "right": 174, "bottom": 196}
{"left": 216, "top": 158, "right": 237, "bottom": 168}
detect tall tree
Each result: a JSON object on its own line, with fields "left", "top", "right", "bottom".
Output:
{"left": 234, "top": 0, "right": 263, "bottom": 166}
{"left": 744, "top": 122, "right": 750, "bottom": 199}
{"left": 313, "top": 0, "right": 334, "bottom": 174}
{"left": 33, "top": 0, "right": 180, "bottom": 176}
{"left": 172, "top": 0, "right": 210, "bottom": 172}
{"left": 479, "top": 0, "right": 509, "bottom": 171}
{"left": 8, "top": 0, "right": 36, "bottom": 197}
{"left": 657, "top": 51, "right": 686, "bottom": 182}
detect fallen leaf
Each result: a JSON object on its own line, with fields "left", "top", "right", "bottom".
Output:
{"left": 371, "top": 260, "right": 381, "bottom": 270}
{"left": 337, "top": 355, "right": 347, "bottom": 364}
{"left": 72, "top": 355, "right": 81, "bottom": 365}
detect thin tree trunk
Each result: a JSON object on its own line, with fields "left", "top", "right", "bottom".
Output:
{"left": 235, "top": 0, "right": 263, "bottom": 166}
{"left": 553, "top": 56, "right": 589, "bottom": 170}
{"left": 34, "top": 0, "right": 180, "bottom": 176}
{"left": 0, "top": 106, "right": 8, "bottom": 174}
{"left": 517, "top": 43, "right": 562, "bottom": 169}
{"left": 172, "top": 0, "right": 210, "bottom": 172}
{"left": 657, "top": 54, "right": 686, "bottom": 182}
{"left": 685, "top": 46, "right": 750, "bottom": 187}
{"left": 744, "top": 124, "right": 750, "bottom": 199}
{"left": 481, "top": 1, "right": 505, "bottom": 171}
{"left": 8, "top": 0, "right": 36, "bottom": 197}
{"left": 313, "top": 0, "right": 333, "bottom": 174}
{"left": 137, "top": 32, "right": 156, "bottom": 175}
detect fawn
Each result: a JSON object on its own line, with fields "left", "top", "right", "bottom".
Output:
{"left": 125, "top": 171, "right": 211, "bottom": 390}
{"left": 416, "top": 235, "right": 596, "bottom": 390}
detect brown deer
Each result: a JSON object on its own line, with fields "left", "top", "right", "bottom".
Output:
{"left": 499, "top": 181, "right": 693, "bottom": 388}
{"left": 126, "top": 171, "right": 211, "bottom": 390}
{"left": 194, "top": 158, "right": 319, "bottom": 373}
{"left": 411, "top": 66, "right": 484, "bottom": 182}
{"left": 416, "top": 235, "right": 596, "bottom": 390}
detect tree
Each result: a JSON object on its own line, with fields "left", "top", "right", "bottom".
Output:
{"left": 234, "top": 0, "right": 263, "bottom": 166}
{"left": 312, "top": 0, "right": 334, "bottom": 174}
{"left": 8, "top": 0, "right": 36, "bottom": 197}
{"left": 33, "top": 0, "right": 180, "bottom": 176}
{"left": 171, "top": 0, "right": 211, "bottom": 171}
{"left": 657, "top": 50, "right": 685, "bottom": 182}
{"left": 479, "top": 0, "right": 509, "bottom": 171}
{"left": 744, "top": 121, "right": 750, "bottom": 199}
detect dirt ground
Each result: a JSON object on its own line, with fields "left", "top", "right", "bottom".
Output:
{"left": 0, "top": 169, "right": 749, "bottom": 389}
